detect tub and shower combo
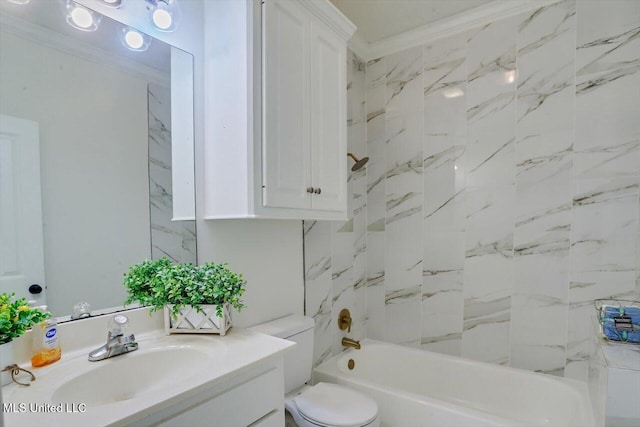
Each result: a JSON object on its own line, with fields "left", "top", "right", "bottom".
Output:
{"left": 313, "top": 340, "right": 595, "bottom": 427}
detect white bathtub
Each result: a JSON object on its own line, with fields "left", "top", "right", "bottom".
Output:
{"left": 312, "top": 340, "right": 596, "bottom": 427}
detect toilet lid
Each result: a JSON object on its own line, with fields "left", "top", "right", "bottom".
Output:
{"left": 294, "top": 383, "right": 378, "bottom": 427}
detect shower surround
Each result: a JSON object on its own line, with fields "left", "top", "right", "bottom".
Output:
{"left": 304, "top": 0, "right": 640, "bottom": 381}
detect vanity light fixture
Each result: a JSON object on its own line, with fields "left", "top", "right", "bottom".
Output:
{"left": 147, "top": 0, "right": 179, "bottom": 32}
{"left": 98, "top": 0, "right": 123, "bottom": 8}
{"left": 122, "top": 27, "right": 151, "bottom": 51}
{"left": 65, "top": 1, "right": 101, "bottom": 32}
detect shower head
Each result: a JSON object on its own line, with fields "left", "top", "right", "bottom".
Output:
{"left": 348, "top": 152, "right": 369, "bottom": 171}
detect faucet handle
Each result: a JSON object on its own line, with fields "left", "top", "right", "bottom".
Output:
{"left": 338, "top": 308, "right": 352, "bottom": 333}
{"left": 108, "top": 314, "right": 130, "bottom": 337}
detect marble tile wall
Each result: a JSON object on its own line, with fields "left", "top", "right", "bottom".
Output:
{"left": 567, "top": 0, "right": 640, "bottom": 379}
{"left": 148, "top": 84, "right": 197, "bottom": 265}
{"left": 304, "top": 51, "right": 367, "bottom": 367}
{"left": 304, "top": 0, "right": 640, "bottom": 378}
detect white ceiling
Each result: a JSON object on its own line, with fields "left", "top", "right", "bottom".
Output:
{"left": 330, "top": 0, "right": 494, "bottom": 43}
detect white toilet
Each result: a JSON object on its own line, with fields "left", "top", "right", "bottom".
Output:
{"left": 249, "top": 314, "right": 380, "bottom": 427}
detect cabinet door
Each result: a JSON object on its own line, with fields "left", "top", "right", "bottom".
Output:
{"left": 309, "top": 19, "right": 347, "bottom": 212}
{"left": 262, "top": 0, "right": 311, "bottom": 209}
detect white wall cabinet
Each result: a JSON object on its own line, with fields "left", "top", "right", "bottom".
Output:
{"left": 204, "top": 0, "right": 355, "bottom": 220}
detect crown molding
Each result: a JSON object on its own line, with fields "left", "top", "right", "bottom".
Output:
{"left": 347, "top": 0, "right": 561, "bottom": 61}
{"left": 299, "top": 0, "right": 357, "bottom": 41}
{"left": 0, "top": 12, "right": 170, "bottom": 87}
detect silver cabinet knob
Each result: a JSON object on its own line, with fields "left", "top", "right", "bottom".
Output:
{"left": 307, "top": 187, "right": 314, "bottom": 193}
{"left": 314, "top": 188, "right": 322, "bottom": 194}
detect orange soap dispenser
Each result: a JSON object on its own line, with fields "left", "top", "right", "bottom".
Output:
{"left": 31, "top": 314, "right": 61, "bottom": 367}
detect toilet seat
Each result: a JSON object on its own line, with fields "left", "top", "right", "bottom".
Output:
{"left": 293, "top": 383, "right": 378, "bottom": 427}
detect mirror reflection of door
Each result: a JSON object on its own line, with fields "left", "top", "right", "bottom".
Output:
{"left": 0, "top": 113, "right": 46, "bottom": 307}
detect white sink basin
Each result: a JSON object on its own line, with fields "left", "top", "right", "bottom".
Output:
{"left": 6, "top": 334, "right": 220, "bottom": 414}
{"left": 51, "top": 346, "right": 207, "bottom": 405}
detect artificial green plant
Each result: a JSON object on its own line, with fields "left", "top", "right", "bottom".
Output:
{"left": 123, "top": 258, "right": 246, "bottom": 319}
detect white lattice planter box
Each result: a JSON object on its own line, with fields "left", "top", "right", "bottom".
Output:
{"left": 164, "top": 304, "right": 232, "bottom": 336}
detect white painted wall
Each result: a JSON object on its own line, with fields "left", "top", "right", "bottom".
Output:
{"left": 74, "top": 0, "right": 305, "bottom": 326}
{"left": 0, "top": 30, "right": 149, "bottom": 315}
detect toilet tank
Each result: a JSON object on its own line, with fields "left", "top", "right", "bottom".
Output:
{"left": 249, "top": 314, "right": 315, "bottom": 393}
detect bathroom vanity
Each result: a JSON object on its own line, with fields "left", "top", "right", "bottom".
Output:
{"left": 2, "top": 309, "right": 294, "bottom": 427}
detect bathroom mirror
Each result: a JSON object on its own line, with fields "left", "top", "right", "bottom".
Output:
{"left": 0, "top": 0, "right": 196, "bottom": 320}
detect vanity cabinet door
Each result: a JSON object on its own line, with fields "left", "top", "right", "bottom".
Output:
{"left": 155, "top": 364, "right": 284, "bottom": 427}
{"left": 309, "top": 18, "right": 347, "bottom": 212}
{"left": 262, "top": 0, "right": 311, "bottom": 210}
{"left": 261, "top": 0, "right": 347, "bottom": 214}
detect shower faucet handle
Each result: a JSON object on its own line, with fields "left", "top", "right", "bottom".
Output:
{"left": 338, "top": 308, "right": 352, "bottom": 332}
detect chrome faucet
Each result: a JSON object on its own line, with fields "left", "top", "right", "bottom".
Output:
{"left": 88, "top": 314, "right": 138, "bottom": 362}
{"left": 342, "top": 337, "right": 361, "bottom": 350}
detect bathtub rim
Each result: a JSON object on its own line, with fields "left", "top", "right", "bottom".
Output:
{"left": 312, "top": 339, "right": 595, "bottom": 427}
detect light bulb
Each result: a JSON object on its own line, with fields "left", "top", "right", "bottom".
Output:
{"left": 65, "top": 2, "right": 100, "bottom": 32}
{"left": 150, "top": 0, "right": 179, "bottom": 32}
{"left": 99, "top": 0, "right": 122, "bottom": 6}
{"left": 125, "top": 30, "right": 144, "bottom": 49}
{"left": 152, "top": 6, "right": 172, "bottom": 30}
{"left": 70, "top": 6, "right": 93, "bottom": 29}
{"left": 121, "top": 27, "right": 150, "bottom": 51}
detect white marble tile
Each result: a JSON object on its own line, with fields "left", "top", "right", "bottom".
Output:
{"left": 421, "top": 337, "right": 462, "bottom": 356}
{"left": 331, "top": 221, "right": 353, "bottom": 287}
{"left": 516, "top": 1, "right": 575, "bottom": 145}
{"left": 515, "top": 157, "right": 572, "bottom": 252}
{"left": 148, "top": 83, "right": 196, "bottom": 265}
{"left": 386, "top": 114, "right": 423, "bottom": 191}
{"left": 574, "top": 0, "right": 640, "bottom": 178}
{"left": 514, "top": 252, "right": 570, "bottom": 303}
{"left": 423, "top": 156, "right": 466, "bottom": 233}
{"left": 351, "top": 285, "right": 367, "bottom": 342}
{"left": 306, "top": 269, "right": 333, "bottom": 367}
{"left": 465, "top": 123, "right": 515, "bottom": 189}
{"left": 510, "top": 342, "right": 566, "bottom": 376}
{"left": 304, "top": 221, "right": 332, "bottom": 281}
{"left": 367, "top": 155, "right": 386, "bottom": 231}
{"left": 463, "top": 254, "right": 513, "bottom": 364}
{"left": 571, "top": 177, "right": 638, "bottom": 273}
{"left": 332, "top": 275, "right": 354, "bottom": 356}
{"left": 347, "top": 51, "right": 366, "bottom": 128}
{"left": 466, "top": 17, "right": 518, "bottom": 189}
{"left": 367, "top": 57, "right": 386, "bottom": 160}
{"left": 385, "top": 212, "right": 422, "bottom": 292}
{"left": 424, "top": 33, "right": 467, "bottom": 236}
{"left": 565, "top": 302, "right": 593, "bottom": 381}
{"left": 465, "top": 186, "right": 515, "bottom": 259}
{"left": 422, "top": 267, "right": 463, "bottom": 356}
{"left": 385, "top": 46, "right": 423, "bottom": 119}
{"left": 462, "top": 316, "right": 511, "bottom": 365}
{"left": 366, "top": 274, "right": 386, "bottom": 341}
{"left": 384, "top": 286, "right": 422, "bottom": 346}
{"left": 423, "top": 32, "right": 467, "bottom": 99}
{"left": 366, "top": 231, "right": 384, "bottom": 287}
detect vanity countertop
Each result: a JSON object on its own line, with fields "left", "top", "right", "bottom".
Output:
{"left": 3, "top": 327, "right": 294, "bottom": 427}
